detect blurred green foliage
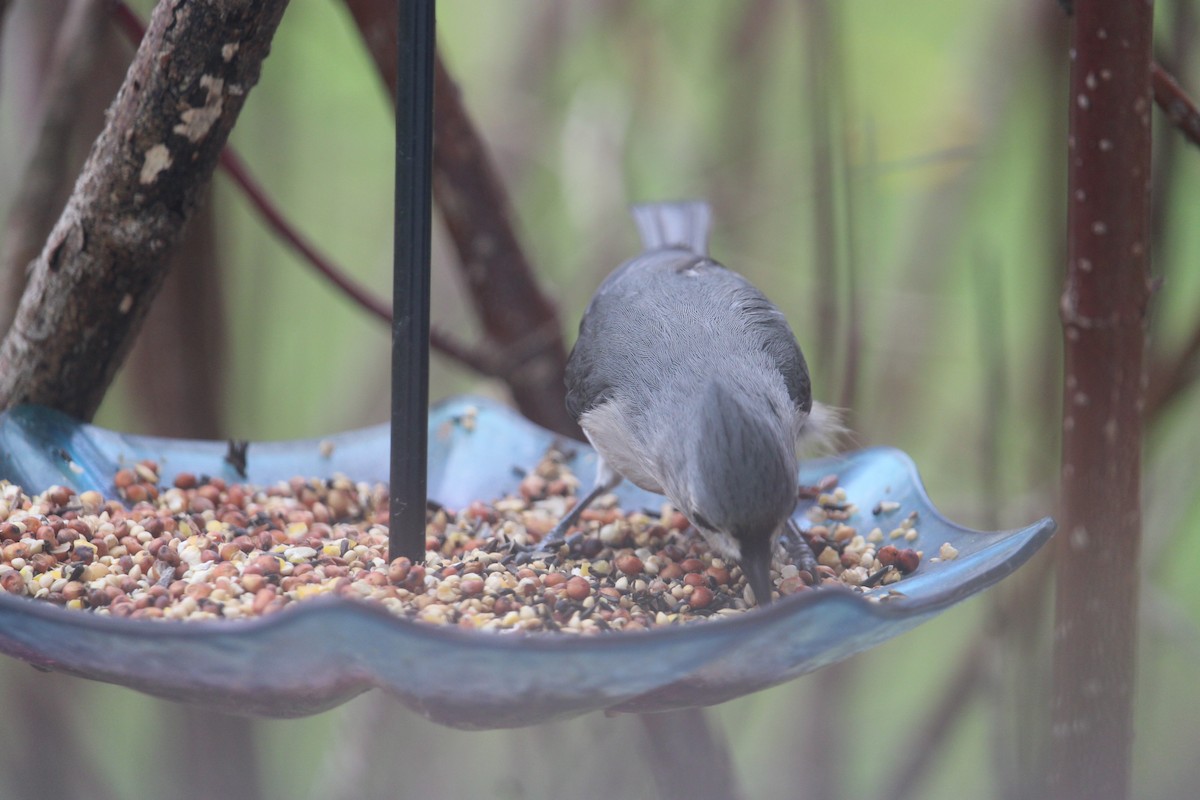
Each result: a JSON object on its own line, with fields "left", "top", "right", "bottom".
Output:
{"left": 1, "top": 1, "right": 1199, "bottom": 798}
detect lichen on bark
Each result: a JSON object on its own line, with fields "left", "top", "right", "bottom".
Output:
{"left": 0, "top": 0, "right": 290, "bottom": 418}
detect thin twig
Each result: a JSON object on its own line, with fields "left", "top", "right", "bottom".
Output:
{"left": 1152, "top": 62, "right": 1200, "bottom": 149}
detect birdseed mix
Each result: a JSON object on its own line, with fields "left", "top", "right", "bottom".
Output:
{"left": 0, "top": 451, "right": 929, "bottom": 633}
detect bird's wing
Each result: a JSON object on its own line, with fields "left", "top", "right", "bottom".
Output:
{"left": 563, "top": 247, "right": 692, "bottom": 420}
{"left": 729, "top": 282, "right": 813, "bottom": 416}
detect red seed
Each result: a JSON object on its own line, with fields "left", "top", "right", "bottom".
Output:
{"left": 659, "top": 563, "right": 684, "bottom": 580}
{"left": 896, "top": 549, "right": 920, "bottom": 574}
{"left": 493, "top": 596, "right": 515, "bottom": 615}
{"left": 189, "top": 496, "right": 215, "bottom": 514}
{"left": 403, "top": 565, "right": 426, "bottom": 589}
{"left": 252, "top": 588, "right": 276, "bottom": 614}
{"left": 565, "top": 576, "right": 590, "bottom": 601}
{"left": 705, "top": 566, "right": 730, "bottom": 585}
{"left": 109, "top": 601, "right": 135, "bottom": 618}
{"left": 466, "top": 501, "right": 496, "bottom": 523}
{"left": 690, "top": 586, "right": 714, "bottom": 608}
{"left": 245, "top": 555, "right": 281, "bottom": 576}
{"left": 2, "top": 542, "right": 28, "bottom": 561}
{"left": 581, "top": 508, "right": 618, "bottom": 524}
{"left": 778, "top": 576, "right": 807, "bottom": 595}
{"left": 226, "top": 485, "right": 246, "bottom": 507}
{"left": 387, "top": 558, "right": 411, "bottom": 584}
{"left": 184, "top": 583, "right": 211, "bottom": 600}
{"left": 0, "top": 572, "right": 26, "bottom": 595}
{"left": 615, "top": 554, "right": 644, "bottom": 576}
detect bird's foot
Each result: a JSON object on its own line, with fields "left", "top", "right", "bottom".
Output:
{"left": 781, "top": 520, "right": 823, "bottom": 587}
{"left": 500, "top": 529, "right": 585, "bottom": 566}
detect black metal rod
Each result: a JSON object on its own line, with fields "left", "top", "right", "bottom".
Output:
{"left": 390, "top": 0, "right": 435, "bottom": 563}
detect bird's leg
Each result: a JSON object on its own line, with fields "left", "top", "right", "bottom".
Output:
{"left": 505, "top": 459, "right": 622, "bottom": 564}
{"left": 532, "top": 483, "right": 607, "bottom": 552}
{"left": 781, "top": 516, "right": 822, "bottom": 587}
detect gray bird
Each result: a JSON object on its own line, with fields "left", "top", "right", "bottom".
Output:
{"left": 537, "top": 201, "right": 839, "bottom": 605}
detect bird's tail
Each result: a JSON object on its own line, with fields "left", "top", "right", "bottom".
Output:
{"left": 631, "top": 201, "right": 712, "bottom": 255}
{"left": 799, "top": 401, "right": 848, "bottom": 455}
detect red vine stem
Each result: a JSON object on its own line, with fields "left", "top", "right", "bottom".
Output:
{"left": 1152, "top": 61, "right": 1200, "bottom": 148}
{"left": 1050, "top": 1, "right": 1153, "bottom": 798}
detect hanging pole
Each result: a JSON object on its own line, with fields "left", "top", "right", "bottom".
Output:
{"left": 390, "top": 0, "right": 435, "bottom": 562}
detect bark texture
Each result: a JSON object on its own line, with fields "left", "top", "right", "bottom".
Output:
{"left": 1051, "top": 2, "right": 1153, "bottom": 798}
{"left": 0, "top": 0, "right": 290, "bottom": 418}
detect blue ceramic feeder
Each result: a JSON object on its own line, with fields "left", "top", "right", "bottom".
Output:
{"left": 0, "top": 395, "right": 1054, "bottom": 728}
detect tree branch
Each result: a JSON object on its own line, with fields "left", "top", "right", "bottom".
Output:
{"left": 111, "top": 0, "right": 555, "bottom": 396}
{"left": 1051, "top": 2, "right": 1153, "bottom": 797}
{"left": 0, "top": 0, "right": 291, "bottom": 418}
{"left": 342, "top": 0, "right": 580, "bottom": 439}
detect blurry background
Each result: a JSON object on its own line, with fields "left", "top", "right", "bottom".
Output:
{"left": 1, "top": 0, "right": 1197, "bottom": 798}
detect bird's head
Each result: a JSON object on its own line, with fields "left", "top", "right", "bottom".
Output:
{"left": 665, "top": 380, "right": 798, "bottom": 605}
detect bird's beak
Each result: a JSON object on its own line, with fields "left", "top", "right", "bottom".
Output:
{"left": 740, "top": 540, "right": 774, "bottom": 606}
